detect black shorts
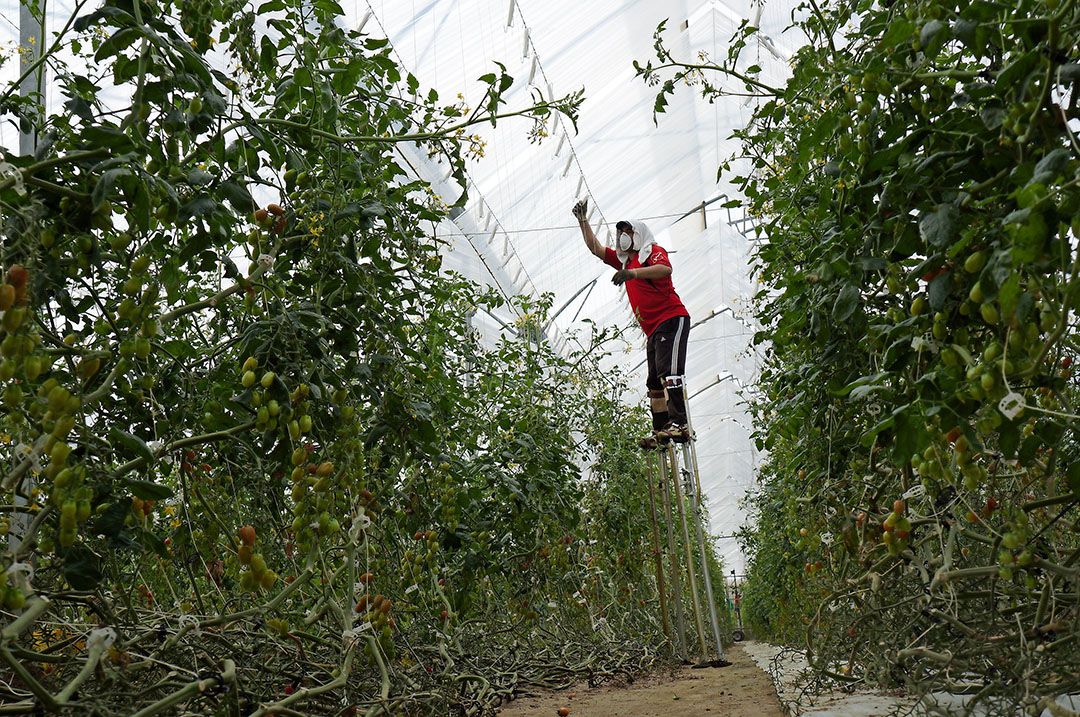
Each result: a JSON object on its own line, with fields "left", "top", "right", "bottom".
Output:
{"left": 646, "top": 315, "right": 690, "bottom": 390}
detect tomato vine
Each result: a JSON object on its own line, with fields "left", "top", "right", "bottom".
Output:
{"left": 641, "top": 0, "right": 1080, "bottom": 708}
{"left": 0, "top": 0, "right": 718, "bottom": 713}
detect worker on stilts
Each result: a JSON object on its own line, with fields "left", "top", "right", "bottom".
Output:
{"left": 572, "top": 199, "right": 691, "bottom": 447}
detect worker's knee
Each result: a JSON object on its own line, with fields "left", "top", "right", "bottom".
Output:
{"left": 664, "top": 375, "right": 685, "bottom": 390}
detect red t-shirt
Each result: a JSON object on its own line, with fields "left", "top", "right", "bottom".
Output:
{"left": 604, "top": 245, "right": 689, "bottom": 337}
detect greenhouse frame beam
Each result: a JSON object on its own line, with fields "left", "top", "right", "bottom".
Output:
{"left": 19, "top": 0, "right": 42, "bottom": 155}
{"left": 543, "top": 277, "right": 597, "bottom": 334}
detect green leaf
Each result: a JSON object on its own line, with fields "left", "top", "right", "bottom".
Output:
{"left": 951, "top": 343, "right": 975, "bottom": 366}
{"left": 999, "top": 419, "right": 1020, "bottom": 458}
{"left": 928, "top": 270, "right": 952, "bottom": 311}
{"left": 953, "top": 19, "right": 977, "bottom": 46}
{"left": 92, "top": 500, "right": 129, "bottom": 538}
{"left": 94, "top": 26, "right": 142, "bottom": 62}
{"left": 1032, "top": 148, "right": 1070, "bottom": 184}
{"left": 219, "top": 181, "right": 255, "bottom": 213}
{"left": 80, "top": 125, "right": 136, "bottom": 153}
{"left": 362, "top": 201, "right": 387, "bottom": 217}
{"left": 861, "top": 415, "right": 894, "bottom": 447}
{"left": 140, "top": 528, "right": 171, "bottom": 558}
{"left": 313, "top": 0, "right": 344, "bottom": 14}
{"left": 92, "top": 167, "right": 131, "bottom": 210}
{"left": 980, "top": 105, "right": 1006, "bottom": 130}
{"left": 62, "top": 546, "right": 104, "bottom": 590}
{"left": 920, "top": 205, "right": 958, "bottom": 248}
{"left": 997, "top": 51, "right": 1039, "bottom": 90}
{"left": 849, "top": 383, "right": 886, "bottom": 400}
{"left": 73, "top": 5, "right": 133, "bottom": 32}
{"left": 919, "top": 19, "right": 947, "bottom": 55}
{"left": 260, "top": 35, "right": 277, "bottom": 74}
{"left": 997, "top": 274, "right": 1021, "bottom": 318}
{"left": 833, "top": 372, "right": 889, "bottom": 397}
{"left": 1007, "top": 212, "right": 1048, "bottom": 264}
{"left": 832, "top": 284, "right": 861, "bottom": 322}
{"left": 893, "top": 404, "right": 929, "bottom": 460}
{"left": 126, "top": 479, "right": 175, "bottom": 501}
{"left": 1067, "top": 463, "right": 1080, "bottom": 495}
{"left": 881, "top": 18, "right": 915, "bottom": 46}
{"left": 892, "top": 222, "right": 920, "bottom": 257}
{"left": 179, "top": 195, "right": 219, "bottom": 220}
{"left": 108, "top": 427, "right": 155, "bottom": 463}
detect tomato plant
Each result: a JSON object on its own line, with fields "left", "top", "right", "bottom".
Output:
{"left": 641, "top": 0, "right": 1080, "bottom": 709}
{"left": 0, "top": 0, "right": 720, "bottom": 713}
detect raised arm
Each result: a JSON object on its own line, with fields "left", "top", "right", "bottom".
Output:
{"left": 572, "top": 200, "right": 605, "bottom": 260}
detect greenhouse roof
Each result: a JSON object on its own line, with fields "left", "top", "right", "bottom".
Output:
{"left": 362, "top": 0, "right": 799, "bottom": 572}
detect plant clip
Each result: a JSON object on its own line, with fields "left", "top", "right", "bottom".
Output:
{"left": 998, "top": 391, "right": 1025, "bottom": 420}
{"left": 902, "top": 484, "right": 926, "bottom": 501}
{"left": 178, "top": 613, "right": 202, "bottom": 637}
{"left": 87, "top": 627, "right": 117, "bottom": 650}
{"left": 7, "top": 561, "right": 34, "bottom": 581}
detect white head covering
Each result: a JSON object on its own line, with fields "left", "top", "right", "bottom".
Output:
{"left": 614, "top": 220, "right": 656, "bottom": 268}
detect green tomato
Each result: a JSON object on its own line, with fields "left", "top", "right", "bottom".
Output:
{"left": 964, "top": 250, "right": 987, "bottom": 273}
{"left": 980, "top": 302, "right": 1000, "bottom": 325}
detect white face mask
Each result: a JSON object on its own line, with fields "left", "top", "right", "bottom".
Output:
{"left": 617, "top": 231, "right": 633, "bottom": 252}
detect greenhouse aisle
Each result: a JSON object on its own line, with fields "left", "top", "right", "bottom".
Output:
{"left": 497, "top": 644, "right": 783, "bottom": 717}
{"left": 3, "top": 0, "right": 1079, "bottom": 712}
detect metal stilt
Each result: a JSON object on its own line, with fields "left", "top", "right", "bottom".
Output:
{"left": 645, "top": 454, "right": 671, "bottom": 646}
{"left": 657, "top": 448, "right": 687, "bottom": 661}
{"left": 680, "top": 382, "right": 730, "bottom": 665}
{"left": 679, "top": 443, "right": 727, "bottom": 662}
{"left": 666, "top": 443, "right": 709, "bottom": 663}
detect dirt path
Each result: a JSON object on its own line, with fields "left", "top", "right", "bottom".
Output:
{"left": 497, "top": 643, "right": 785, "bottom": 717}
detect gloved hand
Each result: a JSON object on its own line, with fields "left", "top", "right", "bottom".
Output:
{"left": 612, "top": 269, "right": 633, "bottom": 286}
{"left": 571, "top": 199, "right": 588, "bottom": 221}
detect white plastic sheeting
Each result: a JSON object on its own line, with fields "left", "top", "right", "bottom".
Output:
{"left": 364, "top": 0, "right": 799, "bottom": 573}
{"left": 1, "top": 0, "right": 800, "bottom": 572}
